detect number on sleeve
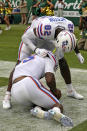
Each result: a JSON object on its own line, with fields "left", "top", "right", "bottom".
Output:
{"left": 68, "top": 24, "right": 74, "bottom": 33}
{"left": 22, "top": 56, "right": 35, "bottom": 63}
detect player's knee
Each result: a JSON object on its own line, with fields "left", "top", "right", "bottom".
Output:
{"left": 53, "top": 103, "right": 63, "bottom": 113}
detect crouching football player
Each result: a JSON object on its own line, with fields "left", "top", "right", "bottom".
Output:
{"left": 11, "top": 51, "right": 73, "bottom": 127}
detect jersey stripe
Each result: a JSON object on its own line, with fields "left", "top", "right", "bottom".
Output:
{"left": 65, "top": 32, "right": 74, "bottom": 50}
{"left": 29, "top": 76, "right": 59, "bottom": 104}
{"left": 18, "top": 41, "right": 23, "bottom": 60}
{"left": 48, "top": 52, "right": 56, "bottom": 65}
{"left": 40, "top": 24, "right": 43, "bottom": 36}
{"left": 24, "top": 26, "right": 30, "bottom": 33}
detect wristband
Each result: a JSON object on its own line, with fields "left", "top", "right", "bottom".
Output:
{"left": 34, "top": 47, "right": 37, "bottom": 52}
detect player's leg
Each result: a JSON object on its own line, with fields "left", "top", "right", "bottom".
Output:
{"left": 28, "top": 77, "right": 73, "bottom": 127}
{"left": 41, "top": 41, "right": 83, "bottom": 100}
{"left": 3, "top": 42, "right": 32, "bottom": 109}
{"left": 4, "top": 15, "right": 11, "bottom": 30}
{"left": 3, "top": 68, "right": 15, "bottom": 109}
{"left": 11, "top": 77, "right": 34, "bottom": 106}
{"left": 59, "top": 57, "right": 84, "bottom": 99}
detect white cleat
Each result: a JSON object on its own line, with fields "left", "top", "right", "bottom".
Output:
{"left": 67, "top": 90, "right": 84, "bottom": 100}
{"left": 60, "top": 115, "right": 73, "bottom": 127}
{"left": 48, "top": 108, "right": 73, "bottom": 127}
{"left": 3, "top": 100, "right": 11, "bottom": 109}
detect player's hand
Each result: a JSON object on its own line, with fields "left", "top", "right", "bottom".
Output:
{"left": 35, "top": 48, "right": 48, "bottom": 57}
{"left": 51, "top": 88, "right": 62, "bottom": 100}
{"left": 55, "top": 89, "right": 62, "bottom": 99}
{"left": 76, "top": 53, "right": 84, "bottom": 64}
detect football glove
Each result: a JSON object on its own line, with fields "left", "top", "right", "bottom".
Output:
{"left": 35, "top": 48, "right": 48, "bottom": 57}
{"left": 76, "top": 53, "right": 84, "bottom": 64}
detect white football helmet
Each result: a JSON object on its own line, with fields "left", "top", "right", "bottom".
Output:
{"left": 54, "top": 30, "right": 77, "bottom": 53}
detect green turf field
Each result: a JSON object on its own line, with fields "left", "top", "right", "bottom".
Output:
{"left": 0, "top": 24, "right": 87, "bottom": 131}
{"left": 69, "top": 120, "right": 87, "bottom": 131}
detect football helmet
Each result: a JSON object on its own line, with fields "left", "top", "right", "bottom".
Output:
{"left": 54, "top": 30, "right": 77, "bottom": 53}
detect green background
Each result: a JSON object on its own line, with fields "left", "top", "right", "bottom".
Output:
{"left": 1, "top": 0, "right": 81, "bottom": 25}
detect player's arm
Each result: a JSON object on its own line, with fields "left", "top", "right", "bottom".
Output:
{"left": 32, "top": 2, "right": 40, "bottom": 7}
{"left": 45, "top": 72, "right": 61, "bottom": 99}
{"left": 47, "top": 0, "right": 54, "bottom": 9}
{"left": 74, "top": 44, "right": 84, "bottom": 64}
{"left": 22, "top": 31, "right": 48, "bottom": 57}
{"left": 22, "top": 33, "right": 36, "bottom": 51}
{"left": 8, "top": 1, "right": 11, "bottom": 8}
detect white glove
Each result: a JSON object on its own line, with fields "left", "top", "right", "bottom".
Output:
{"left": 76, "top": 53, "right": 84, "bottom": 64}
{"left": 35, "top": 48, "right": 48, "bottom": 57}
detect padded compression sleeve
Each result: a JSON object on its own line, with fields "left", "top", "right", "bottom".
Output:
{"left": 74, "top": 44, "right": 80, "bottom": 54}
{"left": 22, "top": 34, "right": 36, "bottom": 51}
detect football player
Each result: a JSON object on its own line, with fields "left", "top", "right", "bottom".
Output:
{"left": 11, "top": 51, "right": 73, "bottom": 127}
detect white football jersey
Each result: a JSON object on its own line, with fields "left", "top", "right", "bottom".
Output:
{"left": 31, "top": 16, "right": 74, "bottom": 40}
{"left": 20, "top": 16, "right": 74, "bottom": 61}
{"left": 13, "top": 55, "right": 55, "bottom": 81}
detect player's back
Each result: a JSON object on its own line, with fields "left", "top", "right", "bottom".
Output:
{"left": 13, "top": 55, "right": 46, "bottom": 81}
{"left": 31, "top": 16, "right": 74, "bottom": 40}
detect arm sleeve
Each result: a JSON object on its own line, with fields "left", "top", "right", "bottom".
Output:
{"left": 56, "top": 48, "right": 64, "bottom": 60}
{"left": 22, "top": 32, "right": 36, "bottom": 52}
{"left": 74, "top": 44, "right": 80, "bottom": 54}
{"left": 45, "top": 58, "right": 55, "bottom": 74}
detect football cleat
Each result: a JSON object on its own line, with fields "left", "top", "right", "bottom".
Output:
{"left": 3, "top": 99, "right": 11, "bottom": 109}
{"left": 48, "top": 107, "right": 73, "bottom": 127}
{"left": 60, "top": 115, "right": 73, "bottom": 127}
{"left": 30, "top": 106, "right": 45, "bottom": 119}
{"left": 67, "top": 89, "right": 84, "bottom": 100}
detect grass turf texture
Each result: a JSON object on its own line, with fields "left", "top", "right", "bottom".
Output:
{"left": 0, "top": 77, "right": 8, "bottom": 87}
{"left": 69, "top": 120, "right": 87, "bottom": 131}
{"left": 0, "top": 24, "right": 27, "bottom": 61}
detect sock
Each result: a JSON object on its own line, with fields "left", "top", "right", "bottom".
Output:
{"left": 66, "top": 84, "right": 74, "bottom": 92}
{"left": 49, "top": 107, "right": 64, "bottom": 122}
{"left": 31, "top": 106, "right": 50, "bottom": 119}
{"left": 4, "top": 91, "right": 11, "bottom": 100}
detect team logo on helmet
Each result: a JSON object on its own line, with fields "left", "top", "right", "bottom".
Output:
{"left": 54, "top": 30, "right": 76, "bottom": 53}
{"left": 62, "top": 40, "right": 68, "bottom": 51}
